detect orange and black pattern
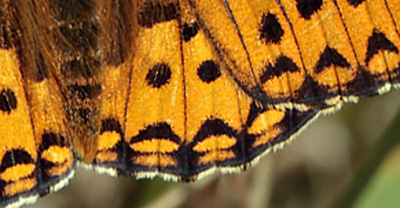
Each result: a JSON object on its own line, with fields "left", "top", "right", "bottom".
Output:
{"left": 0, "top": 0, "right": 398, "bottom": 207}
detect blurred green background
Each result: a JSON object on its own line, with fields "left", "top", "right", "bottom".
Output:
{"left": 32, "top": 90, "right": 400, "bottom": 208}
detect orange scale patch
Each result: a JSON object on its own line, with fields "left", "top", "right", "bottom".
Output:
{"left": 261, "top": 70, "right": 304, "bottom": 99}
{"left": 252, "top": 127, "right": 283, "bottom": 148}
{"left": 96, "top": 151, "right": 118, "bottom": 163}
{"left": 41, "top": 146, "right": 74, "bottom": 177}
{"left": 198, "top": 150, "right": 235, "bottom": 165}
{"left": 369, "top": 51, "right": 399, "bottom": 75}
{"left": 41, "top": 146, "right": 73, "bottom": 165}
{"left": 130, "top": 139, "right": 180, "bottom": 153}
{"left": 247, "top": 110, "right": 285, "bottom": 135}
{"left": 4, "top": 178, "right": 37, "bottom": 197}
{"left": 98, "top": 132, "right": 121, "bottom": 150}
{"left": 1, "top": 164, "right": 35, "bottom": 182}
{"left": 193, "top": 135, "right": 237, "bottom": 152}
{"left": 133, "top": 155, "right": 177, "bottom": 167}
{"left": 45, "top": 165, "right": 72, "bottom": 179}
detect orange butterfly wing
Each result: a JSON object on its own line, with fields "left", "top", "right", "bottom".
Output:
{"left": 0, "top": 0, "right": 398, "bottom": 207}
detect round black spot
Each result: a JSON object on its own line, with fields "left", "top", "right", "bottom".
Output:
{"left": 146, "top": 63, "right": 172, "bottom": 88}
{"left": 259, "top": 13, "right": 284, "bottom": 44}
{"left": 0, "top": 88, "right": 17, "bottom": 113}
{"left": 197, "top": 60, "right": 221, "bottom": 83}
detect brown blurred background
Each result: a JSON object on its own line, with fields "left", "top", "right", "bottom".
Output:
{"left": 32, "top": 90, "right": 400, "bottom": 208}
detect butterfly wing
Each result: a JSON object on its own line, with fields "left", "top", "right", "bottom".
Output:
{"left": 189, "top": 0, "right": 400, "bottom": 110}
{"left": 1, "top": 0, "right": 399, "bottom": 206}
{"left": 93, "top": 0, "right": 320, "bottom": 181}
{"left": 0, "top": 1, "right": 74, "bottom": 207}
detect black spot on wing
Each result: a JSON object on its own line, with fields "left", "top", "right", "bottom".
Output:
{"left": 259, "top": 13, "right": 284, "bottom": 44}
{"left": 0, "top": 89, "right": 17, "bottom": 113}
{"left": 0, "top": 149, "right": 34, "bottom": 173}
{"left": 40, "top": 132, "right": 68, "bottom": 151}
{"left": 185, "top": 118, "right": 241, "bottom": 176}
{"left": 197, "top": 60, "right": 221, "bottom": 83}
{"left": 294, "top": 75, "right": 331, "bottom": 107}
{"left": 260, "top": 56, "right": 300, "bottom": 83}
{"left": 296, "top": 0, "right": 323, "bottom": 19}
{"left": 138, "top": 2, "right": 179, "bottom": 28}
{"left": 347, "top": 0, "right": 366, "bottom": 7}
{"left": 146, "top": 63, "right": 172, "bottom": 88}
{"left": 129, "top": 122, "right": 181, "bottom": 144}
{"left": 365, "top": 31, "right": 399, "bottom": 65}
{"left": 245, "top": 102, "right": 267, "bottom": 127}
{"left": 315, "top": 47, "right": 351, "bottom": 74}
{"left": 192, "top": 119, "right": 237, "bottom": 143}
{"left": 101, "top": 118, "right": 123, "bottom": 135}
{"left": 182, "top": 23, "right": 199, "bottom": 42}
{"left": 344, "top": 66, "right": 393, "bottom": 97}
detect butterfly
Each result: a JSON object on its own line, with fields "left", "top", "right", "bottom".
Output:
{"left": 0, "top": 0, "right": 399, "bottom": 207}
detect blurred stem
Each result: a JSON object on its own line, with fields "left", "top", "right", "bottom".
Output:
{"left": 333, "top": 109, "right": 400, "bottom": 208}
